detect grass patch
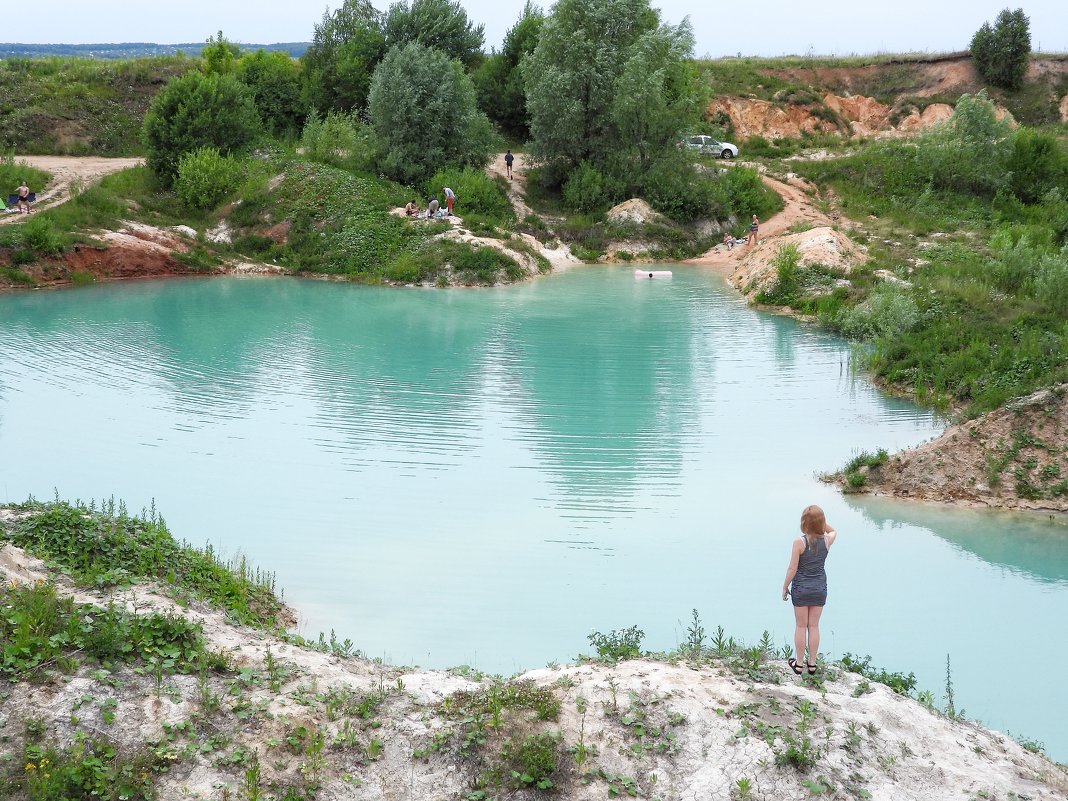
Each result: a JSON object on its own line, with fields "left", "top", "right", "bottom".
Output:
{"left": 0, "top": 55, "right": 194, "bottom": 155}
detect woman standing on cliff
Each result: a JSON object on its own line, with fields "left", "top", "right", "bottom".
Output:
{"left": 782, "top": 505, "right": 837, "bottom": 675}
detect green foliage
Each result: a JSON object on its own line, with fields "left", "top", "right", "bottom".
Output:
{"left": 834, "top": 284, "right": 920, "bottom": 341}
{"left": 563, "top": 162, "right": 607, "bottom": 213}
{"left": 587, "top": 626, "right": 644, "bottom": 663}
{"left": 201, "top": 31, "right": 241, "bottom": 75}
{"left": 368, "top": 42, "right": 497, "bottom": 185}
{"left": 300, "top": 111, "right": 379, "bottom": 173}
{"left": 499, "top": 732, "right": 559, "bottom": 791}
{"left": 174, "top": 147, "right": 241, "bottom": 210}
{"left": 971, "top": 8, "right": 1031, "bottom": 90}
{"left": 3, "top": 499, "right": 285, "bottom": 627}
{"left": 524, "top": 0, "right": 695, "bottom": 176}
{"left": 425, "top": 167, "right": 514, "bottom": 225}
{"left": 237, "top": 49, "right": 306, "bottom": 138}
{"left": 142, "top": 70, "right": 263, "bottom": 185}
{"left": 301, "top": 0, "right": 386, "bottom": 113}
{"left": 382, "top": 0, "right": 485, "bottom": 68}
{"left": 22, "top": 731, "right": 158, "bottom": 801}
{"left": 14, "top": 215, "right": 70, "bottom": 256}
{"left": 0, "top": 580, "right": 206, "bottom": 679}
{"left": 1007, "top": 128, "right": 1068, "bottom": 204}
{"left": 756, "top": 243, "right": 802, "bottom": 305}
{"left": 840, "top": 653, "right": 917, "bottom": 695}
{"left": 473, "top": 3, "right": 544, "bottom": 139}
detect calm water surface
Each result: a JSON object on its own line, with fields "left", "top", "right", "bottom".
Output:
{"left": 1, "top": 268, "right": 1066, "bottom": 760}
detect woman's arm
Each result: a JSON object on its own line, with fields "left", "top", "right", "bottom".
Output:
{"left": 825, "top": 524, "right": 838, "bottom": 548}
{"left": 782, "top": 539, "right": 802, "bottom": 600}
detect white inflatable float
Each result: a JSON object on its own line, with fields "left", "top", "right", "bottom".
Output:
{"left": 635, "top": 270, "right": 673, "bottom": 279}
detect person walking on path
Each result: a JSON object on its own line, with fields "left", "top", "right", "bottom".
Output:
{"left": 504, "top": 150, "right": 514, "bottom": 180}
{"left": 443, "top": 186, "right": 456, "bottom": 216}
{"left": 16, "top": 179, "right": 32, "bottom": 214}
{"left": 782, "top": 505, "right": 837, "bottom": 675}
{"left": 747, "top": 214, "right": 759, "bottom": 246}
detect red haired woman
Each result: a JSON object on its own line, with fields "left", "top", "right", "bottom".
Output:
{"left": 782, "top": 505, "right": 837, "bottom": 675}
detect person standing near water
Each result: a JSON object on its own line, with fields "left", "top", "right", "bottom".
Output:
{"left": 782, "top": 505, "right": 837, "bottom": 675}
{"left": 747, "top": 214, "right": 759, "bottom": 246}
{"left": 443, "top": 186, "right": 455, "bottom": 215}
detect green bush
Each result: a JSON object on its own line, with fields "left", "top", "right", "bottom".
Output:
{"left": 587, "top": 625, "right": 644, "bottom": 663}
{"left": 562, "top": 162, "right": 606, "bottom": 213}
{"left": 835, "top": 284, "right": 919, "bottom": 341}
{"left": 1008, "top": 128, "right": 1068, "bottom": 204}
{"left": 17, "top": 215, "right": 68, "bottom": 256}
{"left": 639, "top": 154, "right": 719, "bottom": 222}
{"left": 142, "top": 70, "right": 263, "bottom": 185}
{"left": 174, "top": 147, "right": 241, "bottom": 210}
{"left": 301, "top": 111, "right": 379, "bottom": 173}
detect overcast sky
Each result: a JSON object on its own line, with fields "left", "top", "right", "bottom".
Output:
{"left": 5, "top": 0, "right": 1067, "bottom": 58}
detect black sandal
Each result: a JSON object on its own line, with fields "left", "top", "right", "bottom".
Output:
{"left": 807, "top": 662, "right": 818, "bottom": 675}
{"left": 788, "top": 658, "right": 803, "bottom": 675}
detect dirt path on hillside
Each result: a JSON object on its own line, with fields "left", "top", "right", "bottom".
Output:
{"left": 686, "top": 171, "right": 833, "bottom": 272}
{"left": 486, "top": 151, "right": 537, "bottom": 221}
{"left": 1, "top": 155, "right": 143, "bottom": 225}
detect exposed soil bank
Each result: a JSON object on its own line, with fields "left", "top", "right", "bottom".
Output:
{"left": 829, "top": 386, "right": 1068, "bottom": 513}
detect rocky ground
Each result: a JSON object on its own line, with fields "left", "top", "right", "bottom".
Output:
{"left": 1, "top": 513, "right": 1066, "bottom": 801}
{"left": 830, "top": 386, "right": 1068, "bottom": 513}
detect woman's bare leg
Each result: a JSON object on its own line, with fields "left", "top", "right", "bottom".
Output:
{"left": 806, "top": 606, "right": 824, "bottom": 664}
{"left": 792, "top": 605, "right": 808, "bottom": 664}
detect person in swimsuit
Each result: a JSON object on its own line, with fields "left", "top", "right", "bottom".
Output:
{"left": 16, "top": 180, "right": 32, "bottom": 214}
{"left": 747, "top": 215, "right": 759, "bottom": 246}
{"left": 781, "top": 504, "right": 837, "bottom": 675}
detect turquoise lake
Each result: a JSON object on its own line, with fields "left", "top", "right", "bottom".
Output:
{"left": 1, "top": 267, "right": 1066, "bottom": 761}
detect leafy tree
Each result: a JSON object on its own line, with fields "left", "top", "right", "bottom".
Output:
{"left": 201, "top": 31, "right": 241, "bottom": 75}
{"left": 368, "top": 42, "right": 497, "bottom": 184}
{"left": 970, "top": 8, "right": 1031, "bottom": 90}
{"left": 524, "top": 0, "right": 661, "bottom": 170}
{"left": 382, "top": 0, "right": 485, "bottom": 69}
{"left": 611, "top": 21, "right": 696, "bottom": 167}
{"left": 302, "top": 0, "right": 386, "bottom": 113}
{"left": 142, "top": 71, "right": 263, "bottom": 185}
{"left": 237, "top": 50, "right": 306, "bottom": 138}
{"left": 473, "top": 2, "right": 544, "bottom": 140}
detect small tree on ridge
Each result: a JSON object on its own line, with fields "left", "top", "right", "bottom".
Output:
{"left": 970, "top": 8, "right": 1031, "bottom": 90}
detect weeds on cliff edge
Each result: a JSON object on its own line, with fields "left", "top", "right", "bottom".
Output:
{"left": 586, "top": 626, "right": 645, "bottom": 663}
{"left": 2, "top": 497, "right": 285, "bottom": 628}
{"left": 0, "top": 580, "right": 217, "bottom": 681}
{"left": 840, "top": 653, "right": 917, "bottom": 695}
{"left": 840, "top": 448, "right": 889, "bottom": 491}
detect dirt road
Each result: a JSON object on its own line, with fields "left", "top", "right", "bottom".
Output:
{"left": 2, "top": 155, "right": 143, "bottom": 225}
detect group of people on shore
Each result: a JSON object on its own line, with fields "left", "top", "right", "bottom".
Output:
{"left": 404, "top": 185, "right": 456, "bottom": 219}
{"left": 722, "top": 214, "right": 760, "bottom": 250}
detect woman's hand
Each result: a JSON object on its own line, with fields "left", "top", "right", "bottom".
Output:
{"left": 782, "top": 589, "right": 789, "bottom": 601}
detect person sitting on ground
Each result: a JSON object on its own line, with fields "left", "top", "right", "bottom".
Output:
{"left": 442, "top": 186, "right": 455, "bottom": 215}
{"left": 404, "top": 199, "right": 420, "bottom": 216}
{"left": 16, "top": 180, "right": 32, "bottom": 214}
{"left": 427, "top": 197, "right": 440, "bottom": 218}
{"left": 723, "top": 231, "right": 734, "bottom": 250}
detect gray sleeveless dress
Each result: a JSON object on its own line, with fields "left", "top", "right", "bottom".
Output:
{"left": 791, "top": 536, "right": 829, "bottom": 607}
